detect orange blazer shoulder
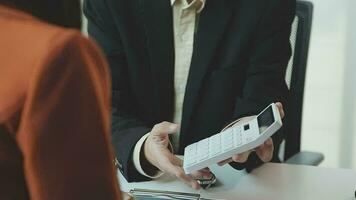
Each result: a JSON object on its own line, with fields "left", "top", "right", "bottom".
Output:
{"left": 0, "top": 5, "right": 121, "bottom": 200}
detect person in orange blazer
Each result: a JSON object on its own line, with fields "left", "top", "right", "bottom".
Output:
{"left": 0, "top": 1, "right": 123, "bottom": 200}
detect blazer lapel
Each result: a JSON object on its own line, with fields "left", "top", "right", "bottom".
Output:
{"left": 181, "top": 1, "right": 232, "bottom": 140}
{"left": 139, "top": 0, "right": 175, "bottom": 121}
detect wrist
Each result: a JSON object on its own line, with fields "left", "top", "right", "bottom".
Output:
{"left": 143, "top": 138, "right": 159, "bottom": 170}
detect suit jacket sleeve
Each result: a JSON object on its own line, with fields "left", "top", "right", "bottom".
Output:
{"left": 16, "top": 32, "right": 121, "bottom": 200}
{"left": 84, "top": 0, "right": 152, "bottom": 182}
{"left": 230, "top": 0, "right": 295, "bottom": 172}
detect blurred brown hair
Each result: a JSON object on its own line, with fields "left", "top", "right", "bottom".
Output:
{"left": 0, "top": 0, "right": 82, "bottom": 29}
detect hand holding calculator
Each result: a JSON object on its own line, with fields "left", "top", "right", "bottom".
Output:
{"left": 183, "top": 103, "right": 283, "bottom": 174}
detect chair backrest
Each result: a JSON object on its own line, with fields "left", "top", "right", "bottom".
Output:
{"left": 283, "top": 1, "right": 314, "bottom": 160}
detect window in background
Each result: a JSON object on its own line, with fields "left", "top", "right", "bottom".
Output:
{"left": 302, "top": 0, "right": 356, "bottom": 169}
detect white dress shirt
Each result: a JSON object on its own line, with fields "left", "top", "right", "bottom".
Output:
{"left": 133, "top": 0, "right": 206, "bottom": 178}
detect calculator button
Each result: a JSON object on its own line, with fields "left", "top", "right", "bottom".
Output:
{"left": 185, "top": 145, "right": 197, "bottom": 154}
{"left": 198, "top": 153, "right": 209, "bottom": 161}
{"left": 245, "top": 137, "right": 253, "bottom": 142}
{"left": 235, "top": 135, "right": 242, "bottom": 146}
{"left": 185, "top": 158, "right": 197, "bottom": 166}
{"left": 222, "top": 129, "right": 233, "bottom": 140}
{"left": 233, "top": 127, "right": 243, "bottom": 146}
{"left": 198, "top": 139, "right": 209, "bottom": 150}
{"left": 222, "top": 131, "right": 234, "bottom": 152}
{"left": 209, "top": 135, "right": 221, "bottom": 157}
{"left": 233, "top": 126, "right": 242, "bottom": 133}
{"left": 244, "top": 124, "right": 250, "bottom": 131}
{"left": 222, "top": 143, "right": 234, "bottom": 152}
{"left": 197, "top": 139, "right": 209, "bottom": 161}
{"left": 210, "top": 148, "right": 221, "bottom": 157}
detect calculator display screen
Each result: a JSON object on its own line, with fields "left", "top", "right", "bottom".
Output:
{"left": 257, "top": 106, "right": 275, "bottom": 134}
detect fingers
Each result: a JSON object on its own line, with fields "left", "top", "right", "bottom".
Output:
{"left": 218, "top": 141, "right": 272, "bottom": 167}
{"left": 168, "top": 153, "right": 184, "bottom": 166}
{"left": 232, "top": 151, "right": 252, "bottom": 163}
{"left": 199, "top": 167, "right": 211, "bottom": 173}
{"left": 190, "top": 168, "right": 213, "bottom": 180}
{"left": 218, "top": 151, "right": 252, "bottom": 166}
{"left": 218, "top": 158, "right": 233, "bottom": 166}
{"left": 168, "top": 155, "right": 212, "bottom": 179}
{"left": 161, "top": 155, "right": 201, "bottom": 189}
{"left": 175, "top": 168, "right": 201, "bottom": 190}
{"left": 275, "top": 102, "right": 285, "bottom": 119}
{"left": 152, "top": 122, "right": 180, "bottom": 137}
{"left": 165, "top": 163, "right": 200, "bottom": 189}
{"left": 256, "top": 138, "right": 274, "bottom": 162}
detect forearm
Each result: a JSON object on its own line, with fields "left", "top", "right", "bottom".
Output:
{"left": 111, "top": 113, "right": 153, "bottom": 182}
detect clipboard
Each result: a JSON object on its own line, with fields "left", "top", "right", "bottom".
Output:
{"left": 128, "top": 189, "right": 223, "bottom": 200}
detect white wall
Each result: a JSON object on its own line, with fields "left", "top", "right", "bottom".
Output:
{"left": 301, "top": 0, "right": 356, "bottom": 169}
{"left": 340, "top": 0, "right": 356, "bottom": 169}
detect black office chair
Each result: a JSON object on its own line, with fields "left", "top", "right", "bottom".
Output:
{"left": 281, "top": 1, "right": 325, "bottom": 166}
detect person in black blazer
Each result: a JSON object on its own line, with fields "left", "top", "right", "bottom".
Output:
{"left": 84, "top": 0, "right": 295, "bottom": 189}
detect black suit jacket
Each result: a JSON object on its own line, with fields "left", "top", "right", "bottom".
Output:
{"left": 84, "top": 0, "right": 295, "bottom": 182}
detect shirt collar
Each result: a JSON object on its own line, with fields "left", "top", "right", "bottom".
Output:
{"left": 171, "top": 0, "right": 206, "bottom": 13}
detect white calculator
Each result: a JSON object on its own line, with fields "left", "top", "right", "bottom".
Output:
{"left": 183, "top": 103, "right": 282, "bottom": 174}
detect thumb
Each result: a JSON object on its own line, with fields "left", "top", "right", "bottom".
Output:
{"left": 152, "top": 122, "right": 180, "bottom": 137}
{"left": 275, "top": 102, "right": 285, "bottom": 119}
{"left": 256, "top": 138, "right": 274, "bottom": 162}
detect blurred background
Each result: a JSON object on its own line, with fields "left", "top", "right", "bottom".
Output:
{"left": 301, "top": 0, "right": 356, "bottom": 169}
{"left": 81, "top": 0, "right": 356, "bottom": 169}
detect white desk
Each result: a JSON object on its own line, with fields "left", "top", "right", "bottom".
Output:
{"left": 119, "top": 163, "right": 356, "bottom": 200}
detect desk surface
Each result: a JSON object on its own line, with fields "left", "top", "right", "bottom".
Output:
{"left": 119, "top": 163, "right": 356, "bottom": 200}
